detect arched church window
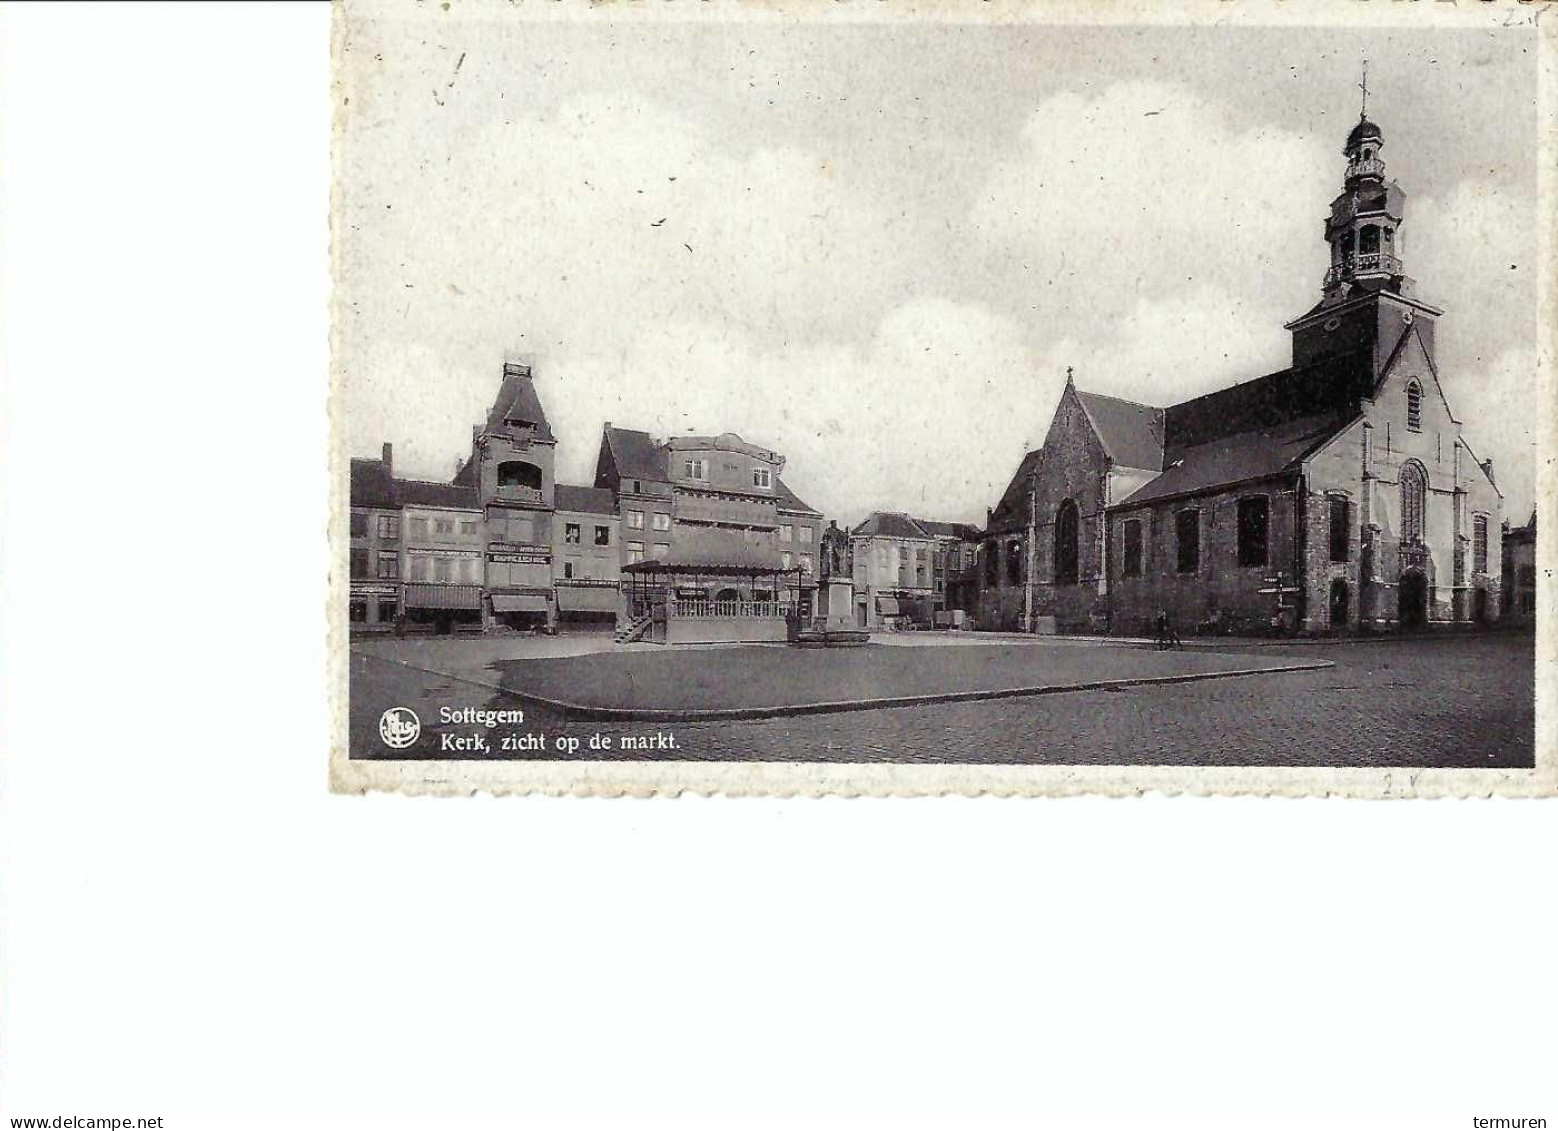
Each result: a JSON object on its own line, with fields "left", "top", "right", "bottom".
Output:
{"left": 1054, "top": 500, "right": 1079, "bottom": 585}
{"left": 1399, "top": 460, "right": 1427, "bottom": 544}
{"left": 1406, "top": 380, "right": 1423, "bottom": 432}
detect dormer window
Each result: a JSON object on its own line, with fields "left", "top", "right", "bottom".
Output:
{"left": 1406, "top": 381, "right": 1423, "bottom": 432}
{"left": 753, "top": 467, "right": 772, "bottom": 489}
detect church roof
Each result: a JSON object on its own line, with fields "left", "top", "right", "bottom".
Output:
{"left": 1074, "top": 390, "right": 1165, "bottom": 471}
{"left": 986, "top": 448, "right": 1044, "bottom": 536}
{"left": 1161, "top": 350, "right": 1371, "bottom": 456}
{"left": 1119, "top": 413, "right": 1347, "bottom": 508}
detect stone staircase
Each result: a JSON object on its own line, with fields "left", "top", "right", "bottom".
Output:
{"left": 613, "top": 613, "right": 653, "bottom": 645}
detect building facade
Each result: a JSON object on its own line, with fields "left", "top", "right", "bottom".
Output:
{"left": 553, "top": 484, "right": 621, "bottom": 624}
{"left": 977, "top": 108, "right": 1504, "bottom": 636}
{"left": 399, "top": 480, "right": 484, "bottom": 632}
{"left": 348, "top": 445, "right": 403, "bottom": 630}
{"left": 852, "top": 513, "right": 978, "bottom": 628}
{"left": 1501, "top": 510, "right": 1537, "bottom": 624}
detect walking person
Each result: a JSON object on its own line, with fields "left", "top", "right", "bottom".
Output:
{"left": 1154, "top": 609, "right": 1182, "bottom": 651}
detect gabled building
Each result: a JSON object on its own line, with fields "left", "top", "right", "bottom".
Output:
{"left": 978, "top": 105, "right": 1504, "bottom": 636}
{"left": 552, "top": 484, "right": 621, "bottom": 623}
{"left": 853, "top": 512, "right": 980, "bottom": 628}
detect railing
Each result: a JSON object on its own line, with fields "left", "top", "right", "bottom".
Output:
{"left": 1325, "top": 251, "right": 1402, "bottom": 287}
{"left": 1347, "top": 157, "right": 1386, "bottom": 179}
{"left": 672, "top": 600, "right": 790, "bottom": 618}
{"left": 494, "top": 485, "right": 546, "bottom": 505}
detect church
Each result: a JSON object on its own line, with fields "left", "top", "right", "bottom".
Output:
{"left": 975, "top": 103, "right": 1505, "bottom": 636}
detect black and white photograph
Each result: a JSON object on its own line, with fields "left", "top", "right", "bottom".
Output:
{"left": 334, "top": 3, "right": 1552, "bottom": 795}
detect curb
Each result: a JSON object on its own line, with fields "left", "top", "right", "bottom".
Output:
{"left": 355, "top": 650, "right": 1335, "bottom": 724}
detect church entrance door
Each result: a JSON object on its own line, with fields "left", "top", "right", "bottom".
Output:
{"left": 1329, "top": 579, "right": 1349, "bottom": 628}
{"left": 1399, "top": 570, "right": 1428, "bottom": 629}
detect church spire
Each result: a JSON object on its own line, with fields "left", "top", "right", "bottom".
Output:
{"left": 1321, "top": 70, "right": 1407, "bottom": 300}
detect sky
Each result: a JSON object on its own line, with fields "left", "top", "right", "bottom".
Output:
{"left": 337, "top": 17, "right": 1541, "bottom": 527}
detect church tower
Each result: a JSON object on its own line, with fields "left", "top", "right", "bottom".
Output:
{"left": 1286, "top": 70, "right": 1443, "bottom": 382}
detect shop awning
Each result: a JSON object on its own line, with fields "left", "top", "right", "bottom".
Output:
{"left": 491, "top": 593, "right": 550, "bottom": 613}
{"left": 403, "top": 584, "right": 482, "bottom": 610}
{"left": 556, "top": 586, "right": 618, "bottom": 612}
{"left": 622, "top": 526, "right": 789, "bottom": 574}
{"left": 875, "top": 597, "right": 901, "bottom": 615}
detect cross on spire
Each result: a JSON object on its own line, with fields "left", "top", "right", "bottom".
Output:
{"left": 1358, "top": 59, "right": 1369, "bottom": 120}
{"left": 1065, "top": 365, "right": 1074, "bottom": 384}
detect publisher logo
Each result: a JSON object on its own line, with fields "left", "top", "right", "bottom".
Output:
{"left": 379, "top": 707, "right": 421, "bottom": 750}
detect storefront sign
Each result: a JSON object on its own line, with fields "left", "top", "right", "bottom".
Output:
{"left": 556, "top": 578, "right": 619, "bottom": 588}
{"left": 489, "top": 551, "right": 551, "bottom": 565}
{"left": 675, "top": 586, "right": 707, "bottom": 599}
{"left": 408, "top": 546, "right": 481, "bottom": 558}
{"left": 351, "top": 583, "right": 399, "bottom": 597}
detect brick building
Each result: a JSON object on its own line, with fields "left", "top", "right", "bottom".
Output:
{"left": 348, "top": 445, "right": 403, "bottom": 630}
{"left": 977, "top": 108, "right": 1504, "bottom": 635}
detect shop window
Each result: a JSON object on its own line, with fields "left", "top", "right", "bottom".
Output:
{"left": 1330, "top": 497, "right": 1350, "bottom": 563}
{"left": 565, "top": 522, "right": 581, "bottom": 544}
{"left": 497, "top": 461, "right": 542, "bottom": 490}
{"left": 652, "top": 512, "right": 671, "bottom": 532}
{"left": 1176, "top": 510, "right": 1200, "bottom": 574}
{"left": 1406, "top": 381, "right": 1423, "bottom": 432}
{"left": 1054, "top": 499, "right": 1079, "bottom": 584}
{"left": 626, "top": 510, "right": 644, "bottom": 530}
{"left": 350, "top": 548, "right": 370, "bottom": 579}
{"left": 1123, "top": 519, "right": 1143, "bottom": 578}
{"left": 1473, "top": 514, "right": 1489, "bottom": 574}
{"left": 376, "top": 554, "right": 399, "bottom": 580}
{"left": 1237, "top": 496, "right": 1269, "bottom": 567}
{"left": 753, "top": 467, "right": 772, "bottom": 488}
{"left": 1400, "top": 461, "right": 1427, "bottom": 543}
{"left": 1006, "top": 539, "right": 1023, "bottom": 587}
{"left": 349, "top": 600, "right": 367, "bottom": 623}
{"left": 378, "top": 601, "right": 398, "bottom": 624}
{"left": 350, "top": 512, "right": 368, "bottom": 538}
{"left": 377, "top": 514, "right": 399, "bottom": 540}
{"left": 594, "top": 525, "right": 611, "bottom": 546}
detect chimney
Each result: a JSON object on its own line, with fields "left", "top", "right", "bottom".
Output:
{"left": 381, "top": 442, "right": 393, "bottom": 476}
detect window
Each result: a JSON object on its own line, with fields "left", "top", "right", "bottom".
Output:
{"left": 434, "top": 518, "right": 454, "bottom": 536}
{"left": 1175, "top": 510, "right": 1200, "bottom": 574}
{"left": 377, "top": 553, "right": 399, "bottom": 580}
{"left": 780, "top": 524, "right": 794, "bottom": 543}
{"left": 408, "top": 517, "right": 429, "bottom": 540}
{"left": 684, "top": 458, "right": 706, "bottom": 481}
{"left": 915, "top": 550, "right": 928, "bottom": 586}
{"left": 349, "top": 600, "right": 367, "bottom": 623}
{"left": 652, "top": 512, "right": 670, "bottom": 532}
{"left": 459, "top": 520, "right": 478, "bottom": 536}
{"left": 594, "top": 525, "right": 611, "bottom": 547}
{"left": 497, "top": 461, "right": 542, "bottom": 490}
{"left": 350, "top": 548, "right": 369, "bottom": 579}
{"left": 781, "top": 550, "right": 793, "bottom": 569}
{"left": 1237, "top": 496, "right": 1269, "bottom": 568}
{"left": 1006, "top": 539, "right": 1022, "bottom": 587}
{"left": 1123, "top": 519, "right": 1143, "bottom": 578}
{"left": 350, "top": 512, "right": 368, "bottom": 538}
{"left": 1329, "top": 497, "right": 1350, "bottom": 562}
{"left": 625, "top": 541, "right": 644, "bottom": 564}
{"left": 1474, "top": 514, "right": 1489, "bottom": 574}
{"left": 562, "top": 560, "right": 576, "bottom": 580}
{"left": 410, "top": 556, "right": 429, "bottom": 582}
{"left": 1406, "top": 381, "right": 1423, "bottom": 432}
{"left": 1400, "top": 460, "right": 1427, "bottom": 543}
{"left": 652, "top": 542, "right": 670, "bottom": 560}
{"left": 984, "top": 543, "right": 999, "bottom": 587}
{"left": 799, "top": 554, "right": 813, "bottom": 575}
{"left": 753, "top": 467, "right": 772, "bottom": 489}
{"left": 798, "top": 525, "right": 813, "bottom": 543}
{"left": 378, "top": 601, "right": 399, "bottom": 624}
{"left": 434, "top": 558, "right": 452, "bottom": 582}
{"left": 632, "top": 480, "right": 642, "bottom": 494}
{"left": 1054, "top": 499, "right": 1079, "bottom": 584}
{"left": 377, "top": 514, "right": 399, "bottom": 540}
{"left": 626, "top": 510, "right": 644, "bottom": 530}
{"left": 565, "top": 522, "right": 581, "bottom": 544}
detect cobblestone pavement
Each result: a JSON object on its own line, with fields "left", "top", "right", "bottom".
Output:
{"left": 349, "top": 632, "right": 1534, "bottom": 768}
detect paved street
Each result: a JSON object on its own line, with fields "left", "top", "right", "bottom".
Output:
{"left": 349, "top": 631, "right": 1535, "bottom": 768}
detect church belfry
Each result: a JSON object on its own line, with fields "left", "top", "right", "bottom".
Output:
{"left": 1322, "top": 66, "right": 1409, "bottom": 301}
